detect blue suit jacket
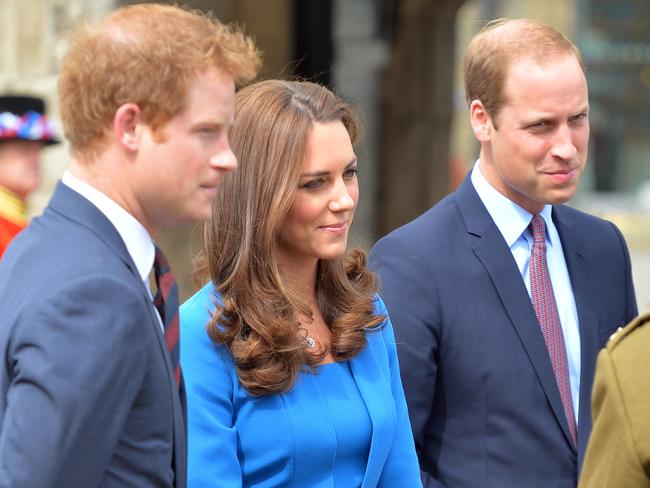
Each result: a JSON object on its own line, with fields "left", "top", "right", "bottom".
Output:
{"left": 0, "top": 182, "right": 186, "bottom": 488}
{"left": 370, "top": 176, "right": 638, "bottom": 488}
{"left": 180, "top": 283, "right": 421, "bottom": 487}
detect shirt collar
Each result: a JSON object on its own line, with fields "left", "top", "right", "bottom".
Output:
{"left": 61, "top": 171, "right": 155, "bottom": 282}
{"left": 471, "top": 160, "right": 555, "bottom": 247}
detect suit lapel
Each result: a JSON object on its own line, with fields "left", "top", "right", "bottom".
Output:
{"left": 553, "top": 206, "right": 598, "bottom": 461}
{"left": 455, "top": 178, "right": 577, "bottom": 450}
{"left": 142, "top": 285, "right": 187, "bottom": 487}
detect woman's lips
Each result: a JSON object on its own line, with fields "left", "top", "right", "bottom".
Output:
{"left": 320, "top": 221, "right": 348, "bottom": 233}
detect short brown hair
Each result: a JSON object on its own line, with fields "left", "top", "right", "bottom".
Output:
{"left": 464, "top": 18, "right": 583, "bottom": 120}
{"left": 197, "top": 80, "right": 383, "bottom": 396}
{"left": 58, "top": 4, "right": 261, "bottom": 158}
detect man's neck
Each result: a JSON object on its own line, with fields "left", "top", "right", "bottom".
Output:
{"left": 68, "top": 157, "right": 155, "bottom": 236}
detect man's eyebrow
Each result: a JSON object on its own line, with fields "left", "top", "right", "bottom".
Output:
{"left": 191, "top": 120, "right": 229, "bottom": 128}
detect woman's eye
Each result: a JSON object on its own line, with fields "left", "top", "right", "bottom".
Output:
{"left": 344, "top": 168, "right": 358, "bottom": 178}
{"left": 302, "top": 179, "right": 323, "bottom": 190}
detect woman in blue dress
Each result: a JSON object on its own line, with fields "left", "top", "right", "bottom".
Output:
{"left": 181, "top": 80, "right": 421, "bottom": 487}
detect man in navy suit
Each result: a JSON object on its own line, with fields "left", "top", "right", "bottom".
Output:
{"left": 0, "top": 4, "right": 259, "bottom": 487}
{"left": 370, "top": 18, "right": 637, "bottom": 487}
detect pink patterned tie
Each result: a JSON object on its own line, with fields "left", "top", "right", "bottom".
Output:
{"left": 529, "top": 215, "right": 577, "bottom": 444}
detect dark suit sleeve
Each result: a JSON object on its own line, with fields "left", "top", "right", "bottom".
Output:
{"left": 610, "top": 222, "right": 638, "bottom": 322}
{"left": 0, "top": 275, "right": 151, "bottom": 488}
{"left": 370, "top": 234, "right": 445, "bottom": 487}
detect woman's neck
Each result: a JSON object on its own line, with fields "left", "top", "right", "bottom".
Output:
{"left": 277, "top": 255, "right": 319, "bottom": 305}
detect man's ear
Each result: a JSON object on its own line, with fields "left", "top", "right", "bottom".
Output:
{"left": 114, "top": 103, "right": 143, "bottom": 151}
{"left": 469, "top": 100, "right": 493, "bottom": 143}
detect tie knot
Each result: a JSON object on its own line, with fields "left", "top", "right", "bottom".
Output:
{"left": 529, "top": 215, "right": 546, "bottom": 247}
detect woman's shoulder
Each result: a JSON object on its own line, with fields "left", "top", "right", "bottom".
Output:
{"left": 180, "top": 282, "right": 221, "bottom": 344}
{"left": 180, "top": 282, "right": 236, "bottom": 371}
{"left": 371, "top": 293, "right": 388, "bottom": 315}
{"left": 366, "top": 294, "right": 393, "bottom": 339}
{"left": 181, "top": 282, "right": 220, "bottom": 319}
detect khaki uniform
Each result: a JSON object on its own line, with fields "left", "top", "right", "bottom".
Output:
{"left": 579, "top": 312, "right": 650, "bottom": 487}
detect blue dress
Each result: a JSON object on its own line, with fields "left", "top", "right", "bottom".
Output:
{"left": 180, "top": 283, "right": 422, "bottom": 487}
{"left": 315, "top": 361, "right": 372, "bottom": 485}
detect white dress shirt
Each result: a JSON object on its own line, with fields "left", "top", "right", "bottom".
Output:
{"left": 471, "top": 161, "right": 581, "bottom": 421}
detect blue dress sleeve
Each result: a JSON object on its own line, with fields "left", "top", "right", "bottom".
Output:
{"left": 180, "top": 284, "right": 243, "bottom": 488}
{"left": 374, "top": 295, "right": 423, "bottom": 487}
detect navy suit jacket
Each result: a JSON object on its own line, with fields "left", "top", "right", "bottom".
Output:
{"left": 0, "top": 182, "right": 187, "bottom": 487}
{"left": 370, "top": 176, "right": 638, "bottom": 488}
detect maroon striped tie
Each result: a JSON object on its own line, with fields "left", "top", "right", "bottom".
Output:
{"left": 153, "top": 245, "right": 180, "bottom": 386}
{"left": 529, "top": 215, "right": 577, "bottom": 444}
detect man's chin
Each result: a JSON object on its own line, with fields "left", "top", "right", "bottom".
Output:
{"left": 546, "top": 188, "right": 578, "bottom": 206}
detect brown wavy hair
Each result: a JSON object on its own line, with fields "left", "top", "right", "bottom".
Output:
{"left": 195, "top": 80, "right": 384, "bottom": 396}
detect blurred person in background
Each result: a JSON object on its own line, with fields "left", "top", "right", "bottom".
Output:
{"left": 0, "top": 4, "right": 259, "bottom": 487}
{"left": 370, "top": 18, "right": 637, "bottom": 487}
{"left": 0, "top": 95, "right": 59, "bottom": 257}
{"left": 181, "top": 79, "right": 421, "bottom": 487}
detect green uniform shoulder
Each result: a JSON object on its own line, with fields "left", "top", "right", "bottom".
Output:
{"left": 606, "top": 311, "right": 650, "bottom": 352}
